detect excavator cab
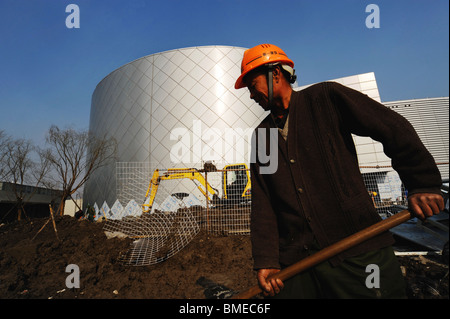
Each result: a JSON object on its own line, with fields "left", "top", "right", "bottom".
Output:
{"left": 223, "top": 164, "right": 251, "bottom": 202}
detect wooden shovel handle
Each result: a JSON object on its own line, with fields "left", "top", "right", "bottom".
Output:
{"left": 233, "top": 209, "right": 412, "bottom": 299}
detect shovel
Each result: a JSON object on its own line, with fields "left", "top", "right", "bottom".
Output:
{"left": 232, "top": 209, "right": 412, "bottom": 299}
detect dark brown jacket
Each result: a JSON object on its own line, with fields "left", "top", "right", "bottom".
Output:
{"left": 250, "top": 82, "right": 442, "bottom": 269}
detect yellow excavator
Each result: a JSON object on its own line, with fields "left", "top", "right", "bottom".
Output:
{"left": 142, "top": 163, "right": 251, "bottom": 213}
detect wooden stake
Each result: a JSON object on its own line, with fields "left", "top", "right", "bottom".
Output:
{"left": 31, "top": 204, "right": 61, "bottom": 241}
{"left": 31, "top": 217, "right": 51, "bottom": 241}
{"left": 49, "top": 204, "right": 60, "bottom": 241}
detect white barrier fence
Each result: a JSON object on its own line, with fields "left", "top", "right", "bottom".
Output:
{"left": 91, "top": 193, "right": 205, "bottom": 222}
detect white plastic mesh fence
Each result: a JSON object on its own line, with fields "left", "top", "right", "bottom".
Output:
{"left": 200, "top": 167, "right": 251, "bottom": 235}
{"left": 361, "top": 167, "right": 408, "bottom": 217}
{"left": 116, "top": 162, "right": 154, "bottom": 206}
{"left": 106, "top": 209, "right": 200, "bottom": 266}
{"left": 362, "top": 163, "right": 447, "bottom": 215}
{"left": 103, "top": 162, "right": 251, "bottom": 265}
{"left": 115, "top": 162, "right": 251, "bottom": 233}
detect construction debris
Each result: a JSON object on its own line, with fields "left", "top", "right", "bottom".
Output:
{"left": 398, "top": 255, "right": 448, "bottom": 299}
{"left": 390, "top": 211, "right": 448, "bottom": 252}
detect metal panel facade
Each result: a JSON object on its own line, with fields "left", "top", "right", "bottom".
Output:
{"left": 84, "top": 46, "right": 267, "bottom": 206}
{"left": 384, "top": 97, "right": 449, "bottom": 179}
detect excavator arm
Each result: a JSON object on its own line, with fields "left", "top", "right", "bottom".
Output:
{"left": 142, "top": 168, "right": 218, "bottom": 213}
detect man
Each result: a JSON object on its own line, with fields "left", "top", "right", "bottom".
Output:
{"left": 235, "top": 44, "right": 444, "bottom": 298}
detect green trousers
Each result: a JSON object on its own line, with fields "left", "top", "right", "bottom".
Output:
{"left": 268, "top": 246, "right": 407, "bottom": 299}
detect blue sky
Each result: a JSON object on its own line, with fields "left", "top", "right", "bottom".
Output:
{"left": 0, "top": 0, "right": 448, "bottom": 145}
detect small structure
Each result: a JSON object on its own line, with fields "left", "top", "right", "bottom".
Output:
{"left": 0, "top": 182, "right": 64, "bottom": 222}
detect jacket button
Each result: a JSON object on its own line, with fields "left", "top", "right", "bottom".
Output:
{"left": 298, "top": 188, "right": 304, "bottom": 194}
{"left": 306, "top": 216, "right": 312, "bottom": 223}
{"left": 290, "top": 159, "right": 296, "bottom": 164}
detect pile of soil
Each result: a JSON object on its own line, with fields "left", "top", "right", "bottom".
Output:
{"left": 0, "top": 215, "right": 448, "bottom": 299}
{"left": 0, "top": 215, "right": 255, "bottom": 299}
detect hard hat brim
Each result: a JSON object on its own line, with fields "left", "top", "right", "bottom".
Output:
{"left": 234, "top": 61, "right": 295, "bottom": 89}
{"left": 235, "top": 72, "right": 249, "bottom": 89}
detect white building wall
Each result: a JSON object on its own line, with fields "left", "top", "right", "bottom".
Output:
{"left": 295, "top": 72, "right": 391, "bottom": 173}
{"left": 297, "top": 74, "right": 449, "bottom": 181}
{"left": 85, "top": 46, "right": 267, "bottom": 206}
{"left": 383, "top": 97, "right": 449, "bottom": 179}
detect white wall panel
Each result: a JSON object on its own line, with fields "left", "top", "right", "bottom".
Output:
{"left": 84, "top": 46, "right": 265, "bottom": 206}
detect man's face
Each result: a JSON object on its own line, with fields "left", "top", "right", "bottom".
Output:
{"left": 245, "top": 73, "right": 270, "bottom": 111}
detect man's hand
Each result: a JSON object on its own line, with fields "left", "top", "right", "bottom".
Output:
{"left": 257, "top": 268, "right": 284, "bottom": 297}
{"left": 408, "top": 193, "right": 444, "bottom": 220}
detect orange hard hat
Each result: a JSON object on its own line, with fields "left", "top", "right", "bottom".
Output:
{"left": 235, "top": 44, "right": 295, "bottom": 89}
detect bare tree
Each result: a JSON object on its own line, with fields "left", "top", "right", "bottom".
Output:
{"left": 44, "top": 125, "right": 116, "bottom": 216}
{"left": 0, "top": 135, "right": 51, "bottom": 221}
{"left": 0, "top": 130, "right": 11, "bottom": 180}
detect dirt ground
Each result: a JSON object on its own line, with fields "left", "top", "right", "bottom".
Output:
{"left": 0, "top": 215, "right": 448, "bottom": 299}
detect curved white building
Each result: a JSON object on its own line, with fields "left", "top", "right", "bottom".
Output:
{"left": 84, "top": 46, "right": 267, "bottom": 207}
